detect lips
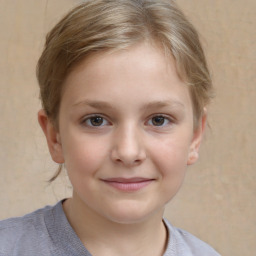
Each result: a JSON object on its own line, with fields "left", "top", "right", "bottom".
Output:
{"left": 101, "top": 177, "right": 154, "bottom": 192}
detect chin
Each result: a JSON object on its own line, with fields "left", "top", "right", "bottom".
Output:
{"left": 103, "top": 204, "right": 164, "bottom": 225}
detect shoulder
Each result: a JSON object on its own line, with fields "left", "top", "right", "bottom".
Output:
{"left": 164, "top": 219, "right": 221, "bottom": 256}
{"left": 0, "top": 203, "right": 58, "bottom": 256}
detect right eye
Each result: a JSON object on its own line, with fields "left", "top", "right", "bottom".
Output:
{"left": 82, "top": 115, "right": 109, "bottom": 127}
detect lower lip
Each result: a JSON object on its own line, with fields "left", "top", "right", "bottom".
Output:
{"left": 103, "top": 180, "right": 153, "bottom": 192}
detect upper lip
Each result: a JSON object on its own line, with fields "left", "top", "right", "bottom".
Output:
{"left": 101, "top": 177, "right": 155, "bottom": 183}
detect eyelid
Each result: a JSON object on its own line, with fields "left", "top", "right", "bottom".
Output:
{"left": 80, "top": 114, "right": 111, "bottom": 127}
{"left": 79, "top": 113, "right": 175, "bottom": 127}
{"left": 146, "top": 114, "right": 175, "bottom": 126}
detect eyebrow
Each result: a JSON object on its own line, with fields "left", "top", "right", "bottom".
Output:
{"left": 141, "top": 100, "right": 185, "bottom": 111}
{"left": 72, "top": 99, "right": 185, "bottom": 111}
{"left": 72, "top": 99, "right": 115, "bottom": 110}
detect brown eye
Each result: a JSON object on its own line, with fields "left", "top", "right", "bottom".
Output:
{"left": 148, "top": 116, "right": 170, "bottom": 127}
{"left": 152, "top": 116, "right": 165, "bottom": 126}
{"left": 90, "top": 116, "right": 104, "bottom": 126}
{"left": 83, "top": 116, "right": 108, "bottom": 127}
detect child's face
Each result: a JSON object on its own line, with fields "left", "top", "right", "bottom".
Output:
{"left": 42, "top": 42, "right": 205, "bottom": 224}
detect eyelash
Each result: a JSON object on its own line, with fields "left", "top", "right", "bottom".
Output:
{"left": 80, "top": 114, "right": 174, "bottom": 128}
{"left": 81, "top": 114, "right": 111, "bottom": 127}
{"left": 146, "top": 115, "right": 172, "bottom": 127}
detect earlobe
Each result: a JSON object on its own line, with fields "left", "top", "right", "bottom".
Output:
{"left": 187, "top": 150, "right": 199, "bottom": 165}
{"left": 38, "top": 109, "right": 64, "bottom": 164}
{"left": 187, "top": 109, "right": 207, "bottom": 165}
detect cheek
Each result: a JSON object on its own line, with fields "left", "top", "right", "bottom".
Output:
{"left": 149, "top": 136, "right": 190, "bottom": 184}
{"left": 151, "top": 134, "right": 190, "bottom": 166}
{"left": 153, "top": 140, "right": 189, "bottom": 201}
{"left": 61, "top": 134, "right": 109, "bottom": 177}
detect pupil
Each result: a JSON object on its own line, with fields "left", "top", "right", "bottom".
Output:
{"left": 152, "top": 116, "right": 164, "bottom": 126}
{"left": 91, "top": 116, "right": 103, "bottom": 126}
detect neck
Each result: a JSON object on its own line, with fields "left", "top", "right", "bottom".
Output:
{"left": 63, "top": 196, "right": 167, "bottom": 256}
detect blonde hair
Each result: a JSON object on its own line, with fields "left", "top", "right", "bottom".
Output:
{"left": 37, "top": 0, "right": 213, "bottom": 181}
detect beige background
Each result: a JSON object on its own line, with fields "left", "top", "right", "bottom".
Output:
{"left": 0, "top": 0, "right": 255, "bottom": 255}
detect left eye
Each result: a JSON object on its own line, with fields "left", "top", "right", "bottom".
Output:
{"left": 83, "top": 116, "right": 109, "bottom": 127}
{"left": 147, "top": 116, "right": 170, "bottom": 126}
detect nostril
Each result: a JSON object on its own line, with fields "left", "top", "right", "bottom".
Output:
{"left": 110, "top": 130, "right": 146, "bottom": 166}
{"left": 112, "top": 152, "right": 146, "bottom": 167}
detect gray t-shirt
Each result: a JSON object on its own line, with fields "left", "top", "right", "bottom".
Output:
{"left": 0, "top": 201, "right": 220, "bottom": 256}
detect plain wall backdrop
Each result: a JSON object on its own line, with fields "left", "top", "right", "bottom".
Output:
{"left": 0, "top": 1, "right": 255, "bottom": 255}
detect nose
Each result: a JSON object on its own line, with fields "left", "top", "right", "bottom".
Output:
{"left": 110, "top": 124, "right": 146, "bottom": 167}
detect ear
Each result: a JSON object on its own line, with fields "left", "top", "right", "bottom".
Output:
{"left": 187, "top": 109, "right": 207, "bottom": 165}
{"left": 38, "top": 109, "right": 64, "bottom": 164}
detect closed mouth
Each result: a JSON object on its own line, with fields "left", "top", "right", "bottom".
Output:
{"left": 101, "top": 177, "right": 155, "bottom": 191}
{"left": 102, "top": 177, "right": 154, "bottom": 183}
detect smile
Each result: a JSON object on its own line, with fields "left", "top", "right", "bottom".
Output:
{"left": 101, "top": 177, "right": 155, "bottom": 192}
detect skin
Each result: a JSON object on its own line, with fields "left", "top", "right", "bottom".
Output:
{"left": 38, "top": 41, "right": 206, "bottom": 256}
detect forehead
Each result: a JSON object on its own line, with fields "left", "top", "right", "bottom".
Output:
{"left": 61, "top": 42, "right": 192, "bottom": 112}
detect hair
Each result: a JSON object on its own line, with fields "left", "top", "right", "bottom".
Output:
{"left": 37, "top": 0, "right": 213, "bottom": 181}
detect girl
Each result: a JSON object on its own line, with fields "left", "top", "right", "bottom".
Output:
{"left": 0, "top": 0, "right": 220, "bottom": 255}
